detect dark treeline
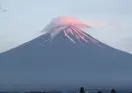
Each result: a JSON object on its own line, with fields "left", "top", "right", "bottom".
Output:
{"left": 96, "top": 88, "right": 116, "bottom": 93}
{"left": 80, "top": 87, "right": 131, "bottom": 93}
{"left": 0, "top": 87, "right": 131, "bottom": 93}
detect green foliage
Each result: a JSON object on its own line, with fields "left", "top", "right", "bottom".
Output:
{"left": 97, "top": 91, "right": 102, "bottom": 93}
{"left": 111, "top": 89, "right": 116, "bottom": 93}
{"left": 79, "top": 87, "right": 85, "bottom": 93}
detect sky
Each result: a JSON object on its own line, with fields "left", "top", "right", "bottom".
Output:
{"left": 0, "top": 0, "right": 132, "bottom": 54}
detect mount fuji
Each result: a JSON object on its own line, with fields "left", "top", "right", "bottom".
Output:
{"left": 0, "top": 17, "right": 132, "bottom": 89}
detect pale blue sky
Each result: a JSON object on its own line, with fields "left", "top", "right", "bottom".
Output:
{"left": 0, "top": 0, "right": 132, "bottom": 53}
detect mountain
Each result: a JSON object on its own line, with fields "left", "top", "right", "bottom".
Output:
{"left": 0, "top": 27, "right": 132, "bottom": 89}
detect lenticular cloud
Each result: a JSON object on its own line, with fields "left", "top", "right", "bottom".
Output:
{"left": 43, "top": 16, "right": 91, "bottom": 33}
{"left": 42, "top": 16, "right": 100, "bottom": 45}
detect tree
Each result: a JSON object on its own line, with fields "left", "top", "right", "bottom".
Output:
{"left": 79, "top": 87, "right": 85, "bottom": 93}
{"left": 97, "top": 91, "right": 102, "bottom": 93}
{"left": 111, "top": 89, "right": 116, "bottom": 93}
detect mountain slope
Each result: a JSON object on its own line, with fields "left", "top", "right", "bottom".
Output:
{"left": 0, "top": 31, "right": 132, "bottom": 88}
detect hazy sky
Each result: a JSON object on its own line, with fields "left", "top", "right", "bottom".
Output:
{"left": 0, "top": 0, "right": 132, "bottom": 53}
